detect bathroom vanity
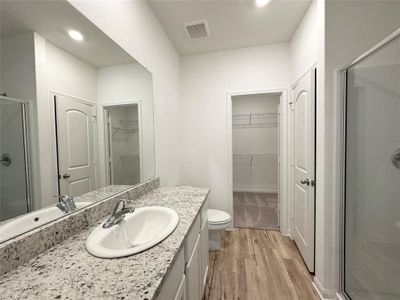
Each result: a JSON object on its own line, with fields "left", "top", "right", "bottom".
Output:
{"left": 0, "top": 182, "right": 209, "bottom": 300}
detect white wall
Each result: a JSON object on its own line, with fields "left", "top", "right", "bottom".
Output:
{"left": 290, "top": 0, "right": 319, "bottom": 83}
{"left": 0, "top": 33, "right": 36, "bottom": 102}
{"left": 96, "top": 63, "right": 154, "bottom": 187}
{"left": 232, "top": 94, "right": 279, "bottom": 193}
{"left": 46, "top": 41, "right": 97, "bottom": 101}
{"left": 181, "top": 43, "right": 290, "bottom": 229}
{"left": 68, "top": 0, "right": 181, "bottom": 187}
{"left": 323, "top": 0, "right": 400, "bottom": 297}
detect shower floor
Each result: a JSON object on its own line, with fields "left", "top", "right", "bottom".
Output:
{"left": 233, "top": 192, "right": 278, "bottom": 230}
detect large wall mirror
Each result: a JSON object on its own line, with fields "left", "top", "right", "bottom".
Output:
{"left": 0, "top": 0, "right": 155, "bottom": 242}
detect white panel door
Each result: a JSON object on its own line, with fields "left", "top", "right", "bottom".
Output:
{"left": 55, "top": 94, "right": 96, "bottom": 196}
{"left": 292, "top": 69, "right": 316, "bottom": 272}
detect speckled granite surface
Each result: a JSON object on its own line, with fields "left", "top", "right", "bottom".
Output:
{"left": 0, "top": 179, "right": 159, "bottom": 275}
{"left": 74, "top": 185, "right": 132, "bottom": 203}
{"left": 0, "top": 186, "right": 209, "bottom": 300}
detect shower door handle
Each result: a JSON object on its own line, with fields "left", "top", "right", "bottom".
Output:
{"left": 300, "top": 179, "right": 310, "bottom": 185}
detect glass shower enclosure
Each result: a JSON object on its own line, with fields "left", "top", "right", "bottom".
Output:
{"left": 0, "top": 96, "right": 31, "bottom": 221}
{"left": 341, "top": 30, "right": 400, "bottom": 299}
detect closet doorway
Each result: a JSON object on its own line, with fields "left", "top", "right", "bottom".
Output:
{"left": 231, "top": 93, "right": 281, "bottom": 230}
{"left": 103, "top": 103, "right": 142, "bottom": 186}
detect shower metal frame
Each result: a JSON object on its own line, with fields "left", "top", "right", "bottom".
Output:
{"left": 338, "top": 28, "right": 400, "bottom": 300}
{"left": 0, "top": 95, "right": 33, "bottom": 213}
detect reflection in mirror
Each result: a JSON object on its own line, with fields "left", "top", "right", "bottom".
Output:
{"left": 0, "top": 97, "right": 30, "bottom": 221}
{"left": 105, "top": 104, "right": 141, "bottom": 185}
{"left": 0, "top": 0, "right": 155, "bottom": 242}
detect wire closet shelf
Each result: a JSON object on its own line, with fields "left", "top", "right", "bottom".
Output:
{"left": 112, "top": 120, "right": 139, "bottom": 141}
{"left": 233, "top": 154, "right": 278, "bottom": 166}
{"left": 232, "top": 112, "right": 278, "bottom": 128}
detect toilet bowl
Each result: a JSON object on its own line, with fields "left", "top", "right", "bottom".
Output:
{"left": 208, "top": 209, "right": 232, "bottom": 251}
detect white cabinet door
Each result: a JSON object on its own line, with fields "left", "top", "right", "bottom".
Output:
{"left": 174, "top": 275, "right": 187, "bottom": 300}
{"left": 200, "top": 219, "right": 208, "bottom": 295}
{"left": 186, "top": 236, "right": 200, "bottom": 300}
{"left": 157, "top": 248, "right": 185, "bottom": 300}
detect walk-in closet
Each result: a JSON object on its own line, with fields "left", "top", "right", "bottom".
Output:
{"left": 232, "top": 93, "right": 280, "bottom": 229}
{"left": 105, "top": 104, "right": 141, "bottom": 186}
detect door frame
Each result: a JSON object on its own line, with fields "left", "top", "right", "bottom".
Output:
{"left": 101, "top": 100, "right": 143, "bottom": 186}
{"left": 49, "top": 91, "right": 97, "bottom": 197}
{"left": 226, "top": 88, "right": 289, "bottom": 234}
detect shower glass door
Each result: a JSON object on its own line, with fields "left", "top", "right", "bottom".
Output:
{"left": 0, "top": 97, "right": 30, "bottom": 221}
{"left": 343, "top": 33, "right": 400, "bottom": 299}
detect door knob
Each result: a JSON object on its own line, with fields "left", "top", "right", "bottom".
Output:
{"left": 62, "top": 174, "right": 71, "bottom": 179}
{"left": 392, "top": 148, "right": 400, "bottom": 169}
{"left": 300, "top": 179, "right": 310, "bottom": 185}
{"left": 0, "top": 153, "right": 12, "bottom": 166}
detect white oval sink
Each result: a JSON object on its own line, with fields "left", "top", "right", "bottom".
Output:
{"left": 85, "top": 206, "right": 179, "bottom": 258}
{"left": 0, "top": 202, "right": 92, "bottom": 243}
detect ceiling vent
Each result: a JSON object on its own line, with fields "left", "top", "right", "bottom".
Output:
{"left": 183, "top": 19, "right": 210, "bottom": 39}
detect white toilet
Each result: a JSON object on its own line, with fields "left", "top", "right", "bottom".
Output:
{"left": 207, "top": 209, "right": 232, "bottom": 251}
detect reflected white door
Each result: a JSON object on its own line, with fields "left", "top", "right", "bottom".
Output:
{"left": 55, "top": 95, "right": 96, "bottom": 196}
{"left": 292, "top": 69, "right": 316, "bottom": 272}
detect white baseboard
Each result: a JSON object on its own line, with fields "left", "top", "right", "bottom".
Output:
{"left": 280, "top": 228, "right": 292, "bottom": 238}
{"left": 313, "top": 277, "right": 338, "bottom": 300}
{"left": 233, "top": 188, "right": 278, "bottom": 193}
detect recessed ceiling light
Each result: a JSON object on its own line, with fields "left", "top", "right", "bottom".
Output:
{"left": 68, "top": 30, "right": 84, "bottom": 42}
{"left": 255, "top": 0, "right": 271, "bottom": 8}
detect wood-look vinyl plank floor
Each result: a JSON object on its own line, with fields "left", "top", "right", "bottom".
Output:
{"left": 203, "top": 228, "right": 318, "bottom": 300}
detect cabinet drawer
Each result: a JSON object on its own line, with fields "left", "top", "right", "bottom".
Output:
{"left": 157, "top": 247, "right": 185, "bottom": 300}
{"left": 184, "top": 215, "right": 200, "bottom": 262}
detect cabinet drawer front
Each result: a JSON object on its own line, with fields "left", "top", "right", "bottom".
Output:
{"left": 157, "top": 247, "right": 185, "bottom": 300}
{"left": 184, "top": 215, "right": 200, "bottom": 262}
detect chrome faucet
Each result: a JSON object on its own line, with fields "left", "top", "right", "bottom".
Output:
{"left": 103, "top": 199, "right": 135, "bottom": 228}
{"left": 55, "top": 195, "right": 77, "bottom": 214}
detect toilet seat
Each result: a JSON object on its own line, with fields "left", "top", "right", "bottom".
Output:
{"left": 208, "top": 209, "right": 231, "bottom": 230}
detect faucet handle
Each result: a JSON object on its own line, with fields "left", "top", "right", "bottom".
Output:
{"left": 54, "top": 195, "right": 76, "bottom": 212}
{"left": 54, "top": 195, "right": 73, "bottom": 202}
{"left": 112, "top": 199, "right": 127, "bottom": 215}
{"left": 56, "top": 202, "right": 68, "bottom": 213}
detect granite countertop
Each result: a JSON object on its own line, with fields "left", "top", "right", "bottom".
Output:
{"left": 0, "top": 185, "right": 132, "bottom": 228}
{"left": 0, "top": 187, "right": 209, "bottom": 300}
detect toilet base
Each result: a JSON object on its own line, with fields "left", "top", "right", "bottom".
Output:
{"left": 209, "top": 230, "right": 222, "bottom": 251}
